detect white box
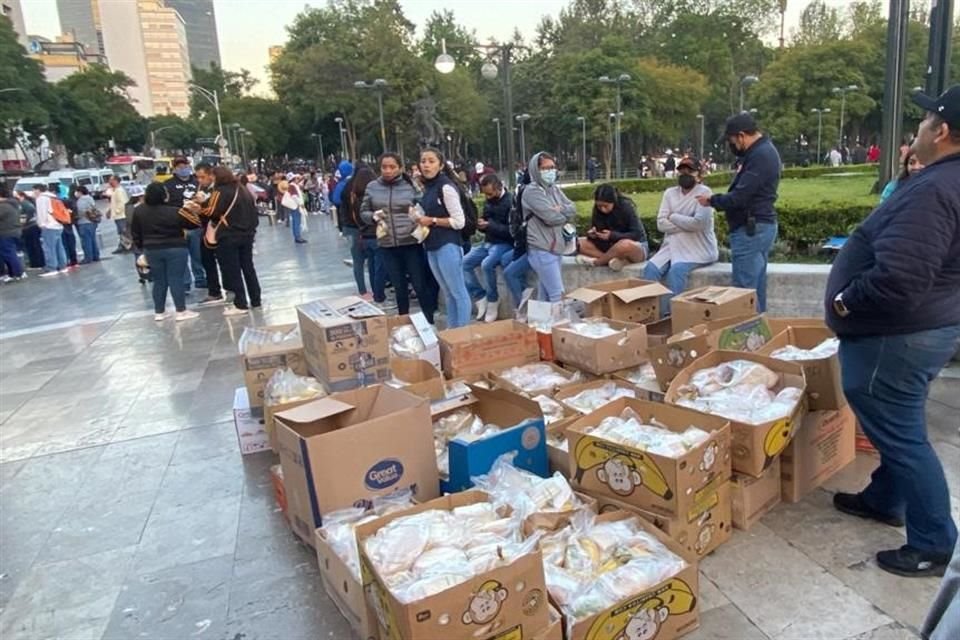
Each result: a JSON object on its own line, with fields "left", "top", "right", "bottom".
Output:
{"left": 233, "top": 387, "right": 269, "bottom": 455}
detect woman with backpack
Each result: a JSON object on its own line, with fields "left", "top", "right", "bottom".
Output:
{"left": 74, "top": 185, "right": 100, "bottom": 263}
{"left": 416, "top": 148, "right": 473, "bottom": 328}
{"left": 360, "top": 152, "right": 437, "bottom": 324}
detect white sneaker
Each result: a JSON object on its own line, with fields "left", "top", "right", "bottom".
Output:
{"left": 223, "top": 306, "right": 249, "bottom": 317}
{"left": 39, "top": 270, "right": 60, "bottom": 278}
{"left": 57, "top": 268, "right": 69, "bottom": 274}
{"left": 154, "top": 313, "right": 169, "bottom": 321}
{"left": 175, "top": 310, "right": 199, "bottom": 322}
{"left": 484, "top": 303, "right": 500, "bottom": 323}
{"left": 475, "top": 298, "right": 488, "bottom": 321}
{"left": 608, "top": 257, "right": 626, "bottom": 272}
{"left": 0, "top": 276, "right": 11, "bottom": 283}
{"left": 576, "top": 255, "right": 597, "bottom": 266}
{"left": 17, "top": 273, "right": 27, "bottom": 280}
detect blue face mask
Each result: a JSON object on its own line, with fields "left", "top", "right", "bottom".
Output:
{"left": 541, "top": 168, "right": 558, "bottom": 185}
{"left": 174, "top": 167, "right": 192, "bottom": 179}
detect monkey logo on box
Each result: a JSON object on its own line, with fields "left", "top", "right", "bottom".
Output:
{"left": 574, "top": 440, "right": 673, "bottom": 500}
{"left": 586, "top": 578, "right": 696, "bottom": 640}
{"left": 462, "top": 580, "right": 508, "bottom": 631}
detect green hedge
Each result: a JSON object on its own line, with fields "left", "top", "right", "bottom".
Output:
{"left": 575, "top": 200, "right": 873, "bottom": 254}
{"left": 560, "top": 163, "right": 878, "bottom": 201}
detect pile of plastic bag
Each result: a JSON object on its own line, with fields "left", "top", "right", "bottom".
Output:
{"left": 433, "top": 410, "right": 503, "bottom": 478}
{"left": 581, "top": 408, "right": 710, "bottom": 457}
{"left": 561, "top": 382, "right": 636, "bottom": 414}
{"left": 564, "top": 319, "right": 622, "bottom": 339}
{"left": 618, "top": 362, "right": 658, "bottom": 386}
{"left": 362, "top": 501, "right": 537, "bottom": 604}
{"left": 238, "top": 325, "right": 300, "bottom": 354}
{"left": 536, "top": 510, "right": 687, "bottom": 623}
{"left": 390, "top": 324, "right": 428, "bottom": 360}
{"left": 498, "top": 363, "right": 578, "bottom": 394}
{"left": 473, "top": 455, "right": 585, "bottom": 521}
{"left": 533, "top": 395, "right": 568, "bottom": 425}
{"left": 264, "top": 368, "right": 326, "bottom": 406}
{"left": 673, "top": 359, "right": 802, "bottom": 424}
{"left": 770, "top": 337, "right": 839, "bottom": 361}
{"left": 317, "top": 490, "right": 418, "bottom": 580}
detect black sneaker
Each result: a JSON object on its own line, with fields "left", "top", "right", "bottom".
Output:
{"left": 876, "top": 545, "right": 950, "bottom": 577}
{"left": 833, "top": 492, "right": 904, "bottom": 527}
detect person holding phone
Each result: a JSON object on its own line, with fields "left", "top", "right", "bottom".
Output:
{"left": 577, "top": 183, "right": 647, "bottom": 272}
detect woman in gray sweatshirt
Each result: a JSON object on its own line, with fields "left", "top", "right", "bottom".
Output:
{"left": 520, "top": 152, "right": 576, "bottom": 302}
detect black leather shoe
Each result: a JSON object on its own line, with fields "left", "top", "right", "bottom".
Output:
{"left": 833, "top": 492, "right": 904, "bottom": 527}
{"left": 876, "top": 546, "right": 949, "bottom": 577}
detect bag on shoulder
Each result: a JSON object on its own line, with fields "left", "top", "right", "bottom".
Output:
{"left": 456, "top": 187, "right": 478, "bottom": 243}
{"left": 50, "top": 198, "right": 72, "bottom": 225}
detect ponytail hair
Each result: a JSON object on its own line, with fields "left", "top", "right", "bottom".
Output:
{"left": 593, "top": 183, "right": 620, "bottom": 204}
{"left": 419, "top": 147, "right": 461, "bottom": 186}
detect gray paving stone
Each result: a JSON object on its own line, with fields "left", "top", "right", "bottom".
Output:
{"left": 685, "top": 604, "right": 769, "bottom": 640}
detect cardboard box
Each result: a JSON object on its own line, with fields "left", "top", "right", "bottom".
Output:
{"left": 611, "top": 366, "right": 665, "bottom": 402}
{"left": 387, "top": 359, "right": 445, "bottom": 401}
{"left": 554, "top": 379, "right": 642, "bottom": 415}
{"left": 441, "top": 386, "right": 549, "bottom": 493}
{"left": 233, "top": 387, "right": 270, "bottom": 455}
{"left": 665, "top": 351, "right": 807, "bottom": 478}
{"left": 270, "top": 464, "right": 287, "bottom": 520}
{"left": 670, "top": 286, "right": 758, "bottom": 333}
{"left": 731, "top": 458, "right": 781, "bottom": 530}
{"left": 529, "top": 511, "right": 700, "bottom": 640}
{"left": 649, "top": 315, "right": 773, "bottom": 391}
{"left": 592, "top": 482, "right": 733, "bottom": 558}
{"left": 387, "top": 313, "right": 440, "bottom": 369}
{"left": 533, "top": 605, "right": 563, "bottom": 640}
{"left": 315, "top": 528, "right": 380, "bottom": 640}
{"left": 566, "top": 278, "right": 672, "bottom": 325}
{"left": 264, "top": 394, "right": 321, "bottom": 453}
{"left": 552, "top": 318, "right": 648, "bottom": 375}
{"left": 439, "top": 319, "right": 539, "bottom": 378}
{"left": 239, "top": 324, "right": 307, "bottom": 410}
{"left": 759, "top": 324, "right": 845, "bottom": 410}
{"left": 296, "top": 297, "right": 390, "bottom": 393}
{"left": 566, "top": 398, "right": 732, "bottom": 518}
{"left": 490, "top": 361, "right": 580, "bottom": 397}
{"left": 275, "top": 385, "right": 440, "bottom": 545}
{"left": 357, "top": 491, "right": 550, "bottom": 640}
{"left": 545, "top": 421, "right": 573, "bottom": 478}
{"left": 766, "top": 316, "right": 828, "bottom": 337}
{"left": 781, "top": 407, "right": 856, "bottom": 503}
{"left": 645, "top": 317, "right": 674, "bottom": 346}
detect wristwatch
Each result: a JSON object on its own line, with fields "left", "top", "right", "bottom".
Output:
{"left": 833, "top": 293, "right": 850, "bottom": 318}
{"left": 430, "top": 217, "right": 437, "bottom": 227}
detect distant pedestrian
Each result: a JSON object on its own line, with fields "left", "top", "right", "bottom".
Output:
{"left": 587, "top": 157, "right": 599, "bottom": 183}
{"left": 14, "top": 190, "right": 43, "bottom": 269}
{"left": 663, "top": 151, "right": 676, "bottom": 178}
{"left": 522, "top": 151, "right": 576, "bottom": 302}
{"left": 828, "top": 147, "right": 842, "bottom": 167}
{"left": 867, "top": 143, "right": 881, "bottom": 163}
{"left": 33, "top": 184, "right": 68, "bottom": 277}
{"left": 73, "top": 185, "right": 100, "bottom": 264}
{"left": 879, "top": 151, "right": 924, "bottom": 203}
{"left": 279, "top": 177, "right": 306, "bottom": 244}
{"left": 0, "top": 183, "right": 25, "bottom": 282}
{"left": 106, "top": 175, "right": 131, "bottom": 254}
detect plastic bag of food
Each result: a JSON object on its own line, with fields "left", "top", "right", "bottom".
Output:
{"left": 264, "top": 367, "right": 326, "bottom": 406}
{"left": 499, "top": 363, "right": 577, "bottom": 394}
{"left": 566, "top": 319, "right": 621, "bottom": 339}
{"left": 619, "top": 362, "right": 657, "bottom": 386}
{"left": 534, "top": 395, "right": 568, "bottom": 424}
{"left": 684, "top": 360, "right": 779, "bottom": 396}
{"left": 238, "top": 325, "right": 299, "bottom": 354}
{"left": 472, "top": 454, "right": 581, "bottom": 520}
{"left": 390, "top": 324, "right": 427, "bottom": 359}
{"left": 583, "top": 408, "right": 710, "bottom": 457}
{"left": 770, "top": 337, "right": 839, "bottom": 361}
{"left": 561, "top": 382, "right": 636, "bottom": 414}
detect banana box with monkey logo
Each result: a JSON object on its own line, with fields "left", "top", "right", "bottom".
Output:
{"left": 566, "top": 398, "right": 732, "bottom": 518}
{"left": 356, "top": 491, "right": 551, "bottom": 640}
{"left": 665, "top": 351, "right": 808, "bottom": 478}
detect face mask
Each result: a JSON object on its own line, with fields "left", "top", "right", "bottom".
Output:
{"left": 175, "top": 167, "right": 192, "bottom": 179}
{"left": 678, "top": 174, "right": 697, "bottom": 190}
{"left": 541, "top": 169, "right": 557, "bottom": 185}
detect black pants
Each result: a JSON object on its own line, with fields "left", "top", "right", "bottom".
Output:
{"left": 200, "top": 230, "right": 222, "bottom": 297}
{"left": 218, "top": 236, "right": 261, "bottom": 309}
{"left": 62, "top": 224, "right": 78, "bottom": 265}
{"left": 380, "top": 244, "right": 436, "bottom": 323}
{"left": 21, "top": 227, "right": 45, "bottom": 268}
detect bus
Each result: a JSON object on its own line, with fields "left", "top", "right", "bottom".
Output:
{"left": 105, "top": 155, "right": 156, "bottom": 183}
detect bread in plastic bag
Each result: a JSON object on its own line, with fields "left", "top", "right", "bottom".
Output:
{"left": 498, "top": 363, "right": 578, "bottom": 394}
{"left": 561, "top": 382, "right": 636, "bottom": 414}
{"left": 238, "top": 325, "right": 300, "bottom": 354}
{"left": 390, "top": 324, "right": 427, "bottom": 359}
{"left": 770, "top": 337, "right": 839, "bottom": 361}
{"left": 618, "top": 362, "right": 657, "bottom": 386}
{"left": 566, "top": 319, "right": 622, "bottom": 339}
{"left": 471, "top": 454, "right": 583, "bottom": 521}
{"left": 533, "top": 394, "right": 568, "bottom": 424}
{"left": 264, "top": 367, "right": 326, "bottom": 406}
{"left": 581, "top": 408, "right": 710, "bottom": 457}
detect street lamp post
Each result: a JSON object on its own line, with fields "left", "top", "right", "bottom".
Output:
{"left": 492, "top": 118, "right": 503, "bottom": 175}
{"left": 334, "top": 117, "right": 347, "bottom": 160}
{"left": 832, "top": 84, "right": 859, "bottom": 149}
{"left": 239, "top": 129, "right": 250, "bottom": 167}
{"left": 230, "top": 123, "right": 242, "bottom": 164}
{"left": 599, "top": 74, "right": 630, "bottom": 179}
{"left": 149, "top": 125, "right": 176, "bottom": 152}
{"left": 189, "top": 84, "right": 224, "bottom": 153}
{"left": 739, "top": 75, "right": 759, "bottom": 112}
{"left": 354, "top": 79, "right": 389, "bottom": 152}
{"left": 515, "top": 114, "right": 530, "bottom": 164}
{"left": 576, "top": 116, "right": 587, "bottom": 181}
{"left": 811, "top": 108, "right": 832, "bottom": 163}
{"left": 695, "top": 114, "right": 705, "bottom": 161}
{"left": 310, "top": 133, "right": 324, "bottom": 167}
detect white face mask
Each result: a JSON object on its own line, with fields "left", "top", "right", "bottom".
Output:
{"left": 541, "top": 168, "right": 558, "bottom": 185}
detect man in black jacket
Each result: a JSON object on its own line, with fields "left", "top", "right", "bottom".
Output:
{"left": 697, "top": 112, "right": 781, "bottom": 311}
{"left": 164, "top": 156, "right": 204, "bottom": 293}
{"left": 0, "top": 183, "right": 25, "bottom": 281}
{"left": 463, "top": 173, "right": 514, "bottom": 323}
{"left": 826, "top": 85, "right": 960, "bottom": 578}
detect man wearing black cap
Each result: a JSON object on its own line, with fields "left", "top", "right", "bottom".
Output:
{"left": 826, "top": 85, "right": 960, "bottom": 578}
{"left": 163, "top": 157, "right": 207, "bottom": 294}
{"left": 696, "top": 112, "right": 780, "bottom": 312}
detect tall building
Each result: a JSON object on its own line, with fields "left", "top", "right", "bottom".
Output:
{"left": 55, "top": 0, "right": 104, "bottom": 56}
{"left": 165, "top": 0, "right": 220, "bottom": 71}
{"left": 26, "top": 34, "right": 108, "bottom": 81}
{"left": 1, "top": 0, "right": 29, "bottom": 48}
{"left": 98, "top": 0, "right": 192, "bottom": 117}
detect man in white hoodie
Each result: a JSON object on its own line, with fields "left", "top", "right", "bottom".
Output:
{"left": 32, "top": 185, "right": 68, "bottom": 277}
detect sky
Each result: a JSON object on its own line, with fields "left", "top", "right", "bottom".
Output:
{"left": 22, "top": 0, "right": 877, "bottom": 95}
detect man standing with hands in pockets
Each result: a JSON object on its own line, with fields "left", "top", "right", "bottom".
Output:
{"left": 696, "top": 112, "right": 781, "bottom": 311}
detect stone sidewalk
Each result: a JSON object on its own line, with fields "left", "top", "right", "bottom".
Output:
{"left": 0, "top": 214, "right": 956, "bottom": 640}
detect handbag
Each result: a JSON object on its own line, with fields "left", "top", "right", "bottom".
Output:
{"left": 203, "top": 187, "right": 240, "bottom": 248}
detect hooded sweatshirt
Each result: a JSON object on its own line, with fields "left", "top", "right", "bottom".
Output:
{"left": 331, "top": 161, "right": 354, "bottom": 207}
{"left": 521, "top": 152, "right": 576, "bottom": 254}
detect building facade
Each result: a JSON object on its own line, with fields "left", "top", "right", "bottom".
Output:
{"left": 55, "top": 0, "right": 104, "bottom": 56}
{"left": 165, "top": 0, "right": 221, "bottom": 72}
{"left": 2, "top": 0, "right": 29, "bottom": 48}
{"left": 26, "top": 34, "right": 108, "bottom": 82}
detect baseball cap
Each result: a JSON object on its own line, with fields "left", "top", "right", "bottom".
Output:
{"left": 912, "top": 85, "right": 960, "bottom": 129}
{"left": 173, "top": 155, "right": 189, "bottom": 166}
{"left": 677, "top": 157, "right": 701, "bottom": 171}
{"left": 723, "top": 112, "right": 758, "bottom": 137}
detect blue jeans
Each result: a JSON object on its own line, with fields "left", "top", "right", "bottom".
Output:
{"left": 729, "top": 221, "right": 777, "bottom": 312}
{"left": 40, "top": 228, "right": 67, "bottom": 271}
{"left": 463, "top": 243, "right": 512, "bottom": 303}
{"left": 144, "top": 247, "right": 189, "bottom": 313}
{"left": 503, "top": 251, "right": 531, "bottom": 309}
{"left": 345, "top": 228, "right": 384, "bottom": 300}
{"left": 186, "top": 228, "right": 205, "bottom": 286}
{"left": 0, "top": 237, "right": 24, "bottom": 277}
{"left": 527, "top": 248, "right": 564, "bottom": 302}
{"left": 289, "top": 208, "right": 303, "bottom": 241}
{"left": 643, "top": 260, "right": 710, "bottom": 317}
{"left": 114, "top": 218, "right": 128, "bottom": 250}
{"left": 840, "top": 325, "right": 960, "bottom": 554}
{"left": 77, "top": 223, "right": 99, "bottom": 263}
{"left": 427, "top": 243, "right": 472, "bottom": 328}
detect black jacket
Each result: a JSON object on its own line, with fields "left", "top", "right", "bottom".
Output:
{"left": 130, "top": 203, "right": 200, "bottom": 250}
{"left": 481, "top": 189, "right": 513, "bottom": 245}
{"left": 163, "top": 175, "right": 199, "bottom": 208}
{"left": 0, "top": 198, "right": 21, "bottom": 238}
{"left": 825, "top": 152, "right": 960, "bottom": 337}
{"left": 710, "top": 136, "right": 781, "bottom": 231}
{"left": 195, "top": 182, "right": 259, "bottom": 242}
{"left": 589, "top": 196, "right": 646, "bottom": 252}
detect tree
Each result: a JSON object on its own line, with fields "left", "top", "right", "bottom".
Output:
{"left": 219, "top": 96, "right": 291, "bottom": 159}
{"left": 0, "top": 16, "right": 54, "bottom": 151}
{"left": 144, "top": 114, "right": 201, "bottom": 153}
{"left": 793, "top": 0, "right": 843, "bottom": 46}
{"left": 51, "top": 65, "right": 145, "bottom": 154}
{"left": 189, "top": 63, "right": 258, "bottom": 121}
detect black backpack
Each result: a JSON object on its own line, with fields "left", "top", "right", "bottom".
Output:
{"left": 510, "top": 183, "right": 529, "bottom": 256}
{"left": 458, "top": 186, "right": 479, "bottom": 243}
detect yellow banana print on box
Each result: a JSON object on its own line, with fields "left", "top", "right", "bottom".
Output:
{"left": 762, "top": 417, "right": 794, "bottom": 466}
{"left": 574, "top": 439, "right": 673, "bottom": 500}
{"left": 585, "top": 578, "right": 696, "bottom": 640}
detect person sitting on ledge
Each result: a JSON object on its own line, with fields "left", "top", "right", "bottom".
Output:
{"left": 577, "top": 183, "right": 648, "bottom": 272}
